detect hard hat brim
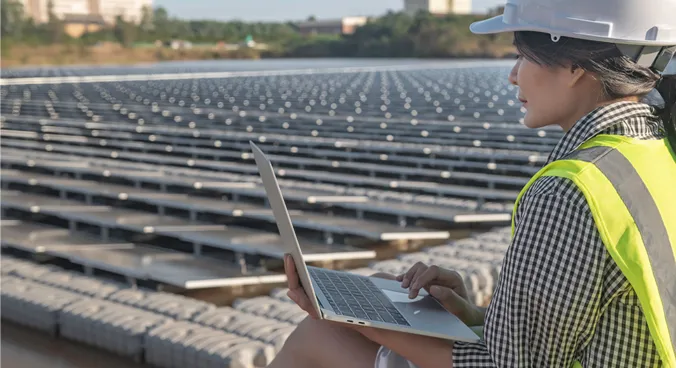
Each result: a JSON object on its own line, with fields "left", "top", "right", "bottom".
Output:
{"left": 470, "top": 15, "right": 521, "bottom": 35}
{"left": 470, "top": 15, "right": 676, "bottom": 47}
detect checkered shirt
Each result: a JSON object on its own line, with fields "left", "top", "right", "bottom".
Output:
{"left": 452, "top": 101, "right": 666, "bottom": 367}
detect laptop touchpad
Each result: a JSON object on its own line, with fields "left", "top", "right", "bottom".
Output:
{"left": 381, "top": 289, "right": 426, "bottom": 303}
{"left": 381, "top": 288, "right": 446, "bottom": 317}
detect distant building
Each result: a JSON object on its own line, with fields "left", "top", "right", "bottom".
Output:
{"left": 20, "top": 0, "right": 43, "bottom": 22}
{"left": 448, "top": 0, "right": 472, "bottom": 14}
{"left": 98, "top": 0, "right": 152, "bottom": 24}
{"left": 62, "top": 13, "right": 106, "bottom": 37}
{"left": 18, "top": 0, "right": 152, "bottom": 25}
{"left": 297, "top": 16, "right": 368, "bottom": 36}
{"left": 404, "top": 0, "right": 472, "bottom": 15}
{"left": 19, "top": 0, "right": 86, "bottom": 23}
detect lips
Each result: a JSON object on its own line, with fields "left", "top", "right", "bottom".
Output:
{"left": 518, "top": 97, "right": 528, "bottom": 103}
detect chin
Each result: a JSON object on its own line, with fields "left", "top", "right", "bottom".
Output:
{"left": 522, "top": 112, "right": 552, "bottom": 129}
{"left": 522, "top": 116, "right": 541, "bottom": 129}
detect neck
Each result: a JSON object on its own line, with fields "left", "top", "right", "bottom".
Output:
{"left": 559, "top": 96, "right": 641, "bottom": 132}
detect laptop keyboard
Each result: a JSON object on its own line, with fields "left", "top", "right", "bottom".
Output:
{"left": 309, "top": 267, "right": 411, "bottom": 326}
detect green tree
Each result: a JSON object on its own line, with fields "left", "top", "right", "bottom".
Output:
{"left": 1, "top": 0, "right": 26, "bottom": 39}
{"left": 46, "top": 0, "right": 65, "bottom": 43}
{"left": 113, "top": 15, "right": 137, "bottom": 47}
{"left": 3, "top": 6, "right": 515, "bottom": 62}
{"left": 488, "top": 6, "right": 505, "bottom": 16}
{"left": 152, "top": 6, "right": 170, "bottom": 40}
{"left": 139, "top": 5, "right": 154, "bottom": 33}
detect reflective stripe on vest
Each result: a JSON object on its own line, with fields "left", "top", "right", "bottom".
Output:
{"left": 512, "top": 134, "right": 676, "bottom": 367}
{"left": 564, "top": 145, "right": 676, "bottom": 352}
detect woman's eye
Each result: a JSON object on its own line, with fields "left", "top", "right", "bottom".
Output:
{"left": 515, "top": 54, "right": 522, "bottom": 60}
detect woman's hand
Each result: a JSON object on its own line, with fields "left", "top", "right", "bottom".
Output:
{"left": 283, "top": 253, "right": 321, "bottom": 319}
{"left": 398, "top": 262, "right": 484, "bottom": 326}
{"left": 284, "top": 254, "right": 484, "bottom": 327}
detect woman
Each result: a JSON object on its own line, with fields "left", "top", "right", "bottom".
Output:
{"left": 268, "top": 0, "right": 676, "bottom": 366}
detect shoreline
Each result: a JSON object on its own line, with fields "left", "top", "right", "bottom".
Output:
{"left": 0, "top": 43, "right": 514, "bottom": 70}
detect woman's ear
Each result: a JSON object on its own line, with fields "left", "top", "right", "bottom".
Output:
{"left": 568, "top": 65, "right": 587, "bottom": 88}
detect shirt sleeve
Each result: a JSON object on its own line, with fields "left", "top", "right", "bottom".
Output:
{"left": 453, "top": 177, "right": 607, "bottom": 367}
{"left": 452, "top": 340, "right": 497, "bottom": 367}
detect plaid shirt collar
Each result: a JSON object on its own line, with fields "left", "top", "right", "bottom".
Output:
{"left": 546, "top": 101, "right": 664, "bottom": 164}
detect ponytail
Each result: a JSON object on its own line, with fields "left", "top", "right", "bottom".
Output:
{"left": 656, "top": 75, "right": 676, "bottom": 154}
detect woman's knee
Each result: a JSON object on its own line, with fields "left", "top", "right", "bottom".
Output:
{"left": 282, "top": 317, "right": 335, "bottom": 355}
{"left": 282, "top": 316, "right": 381, "bottom": 368}
{"left": 269, "top": 317, "right": 323, "bottom": 367}
{"left": 281, "top": 315, "right": 377, "bottom": 362}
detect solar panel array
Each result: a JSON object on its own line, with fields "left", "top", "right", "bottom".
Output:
{"left": 1, "top": 226, "right": 510, "bottom": 367}
{"left": 1, "top": 62, "right": 557, "bottom": 365}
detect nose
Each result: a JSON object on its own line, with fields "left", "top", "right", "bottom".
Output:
{"left": 508, "top": 60, "right": 519, "bottom": 86}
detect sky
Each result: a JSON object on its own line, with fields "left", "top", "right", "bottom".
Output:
{"left": 154, "top": 0, "right": 505, "bottom": 22}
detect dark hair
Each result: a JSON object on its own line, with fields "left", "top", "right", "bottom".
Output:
{"left": 513, "top": 31, "right": 676, "bottom": 154}
{"left": 657, "top": 75, "right": 676, "bottom": 155}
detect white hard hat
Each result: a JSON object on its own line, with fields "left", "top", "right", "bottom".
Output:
{"left": 469, "top": 0, "right": 676, "bottom": 71}
{"left": 470, "top": 0, "right": 676, "bottom": 45}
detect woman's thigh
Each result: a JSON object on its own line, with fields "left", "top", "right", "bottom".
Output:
{"left": 269, "top": 272, "right": 399, "bottom": 368}
{"left": 272, "top": 316, "right": 381, "bottom": 368}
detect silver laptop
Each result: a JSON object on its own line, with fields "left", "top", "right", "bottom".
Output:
{"left": 250, "top": 141, "right": 481, "bottom": 342}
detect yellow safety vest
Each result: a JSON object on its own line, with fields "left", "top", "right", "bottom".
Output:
{"left": 511, "top": 134, "right": 676, "bottom": 367}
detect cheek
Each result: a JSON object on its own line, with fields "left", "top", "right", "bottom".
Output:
{"left": 519, "top": 64, "right": 551, "bottom": 102}
{"left": 518, "top": 63, "right": 567, "bottom": 127}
